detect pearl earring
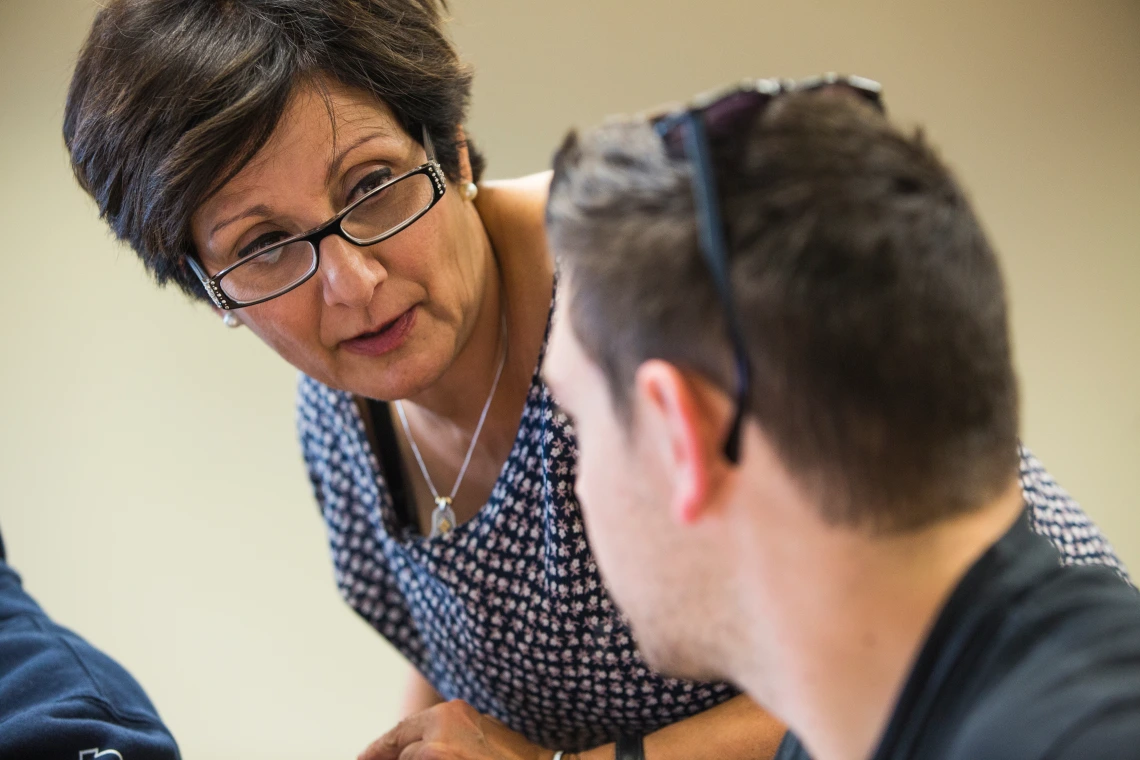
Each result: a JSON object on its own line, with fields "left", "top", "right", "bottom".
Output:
{"left": 461, "top": 182, "right": 478, "bottom": 201}
{"left": 222, "top": 312, "right": 241, "bottom": 329}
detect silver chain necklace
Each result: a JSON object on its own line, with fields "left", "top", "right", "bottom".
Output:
{"left": 394, "top": 315, "right": 508, "bottom": 538}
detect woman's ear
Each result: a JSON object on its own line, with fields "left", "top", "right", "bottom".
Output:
{"left": 453, "top": 126, "right": 480, "bottom": 202}
{"left": 634, "top": 360, "right": 733, "bottom": 526}
{"left": 455, "top": 125, "right": 473, "bottom": 185}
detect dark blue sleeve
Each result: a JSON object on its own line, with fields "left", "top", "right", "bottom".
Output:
{"left": 773, "top": 731, "right": 811, "bottom": 760}
{"left": 0, "top": 560, "right": 181, "bottom": 759}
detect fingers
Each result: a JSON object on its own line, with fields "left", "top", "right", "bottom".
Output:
{"left": 397, "top": 740, "right": 425, "bottom": 760}
{"left": 358, "top": 712, "right": 430, "bottom": 760}
{"left": 357, "top": 732, "right": 405, "bottom": 760}
{"left": 366, "top": 740, "right": 442, "bottom": 760}
{"left": 359, "top": 700, "right": 479, "bottom": 760}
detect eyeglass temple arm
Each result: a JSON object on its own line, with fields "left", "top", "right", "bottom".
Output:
{"left": 680, "top": 112, "right": 751, "bottom": 464}
{"left": 422, "top": 124, "right": 437, "bottom": 163}
{"left": 185, "top": 254, "right": 231, "bottom": 310}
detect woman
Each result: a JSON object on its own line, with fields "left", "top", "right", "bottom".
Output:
{"left": 63, "top": 1, "right": 1127, "bottom": 759}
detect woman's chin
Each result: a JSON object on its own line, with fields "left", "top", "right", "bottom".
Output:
{"left": 331, "top": 346, "right": 452, "bottom": 402}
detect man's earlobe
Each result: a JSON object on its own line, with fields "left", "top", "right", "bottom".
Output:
{"left": 635, "top": 360, "right": 720, "bottom": 526}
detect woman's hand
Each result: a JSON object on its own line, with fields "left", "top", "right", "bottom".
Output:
{"left": 361, "top": 693, "right": 785, "bottom": 760}
{"left": 359, "top": 700, "right": 560, "bottom": 760}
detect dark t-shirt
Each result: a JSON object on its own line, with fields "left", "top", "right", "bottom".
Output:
{"left": 0, "top": 532, "right": 180, "bottom": 759}
{"left": 775, "top": 512, "right": 1140, "bottom": 760}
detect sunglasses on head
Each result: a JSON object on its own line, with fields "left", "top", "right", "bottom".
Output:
{"left": 649, "top": 74, "right": 884, "bottom": 464}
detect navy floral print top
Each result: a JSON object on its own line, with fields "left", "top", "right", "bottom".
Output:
{"left": 297, "top": 318, "right": 1127, "bottom": 751}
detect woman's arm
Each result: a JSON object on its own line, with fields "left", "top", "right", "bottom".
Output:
{"left": 360, "top": 693, "right": 786, "bottom": 760}
{"left": 579, "top": 695, "right": 786, "bottom": 760}
{"left": 401, "top": 667, "right": 445, "bottom": 719}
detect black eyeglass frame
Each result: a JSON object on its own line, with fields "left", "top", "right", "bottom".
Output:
{"left": 651, "top": 73, "right": 883, "bottom": 464}
{"left": 187, "top": 124, "right": 447, "bottom": 310}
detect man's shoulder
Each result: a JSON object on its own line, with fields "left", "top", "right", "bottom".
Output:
{"left": 949, "top": 566, "right": 1140, "bottom": 759}
{"left": 951, "top": 692, "right": 1140, "bottom": 760}
{"left": 1044, "top": 703, "right": 1140, "bottom": 759}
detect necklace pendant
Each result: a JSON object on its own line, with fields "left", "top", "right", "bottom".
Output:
{"left": 430, "top": 496, "right": 457, "bottom": 538}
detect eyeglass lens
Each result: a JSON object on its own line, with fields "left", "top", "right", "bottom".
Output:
{"left": 219, "top": 171, "right": 436, "bottom": 304}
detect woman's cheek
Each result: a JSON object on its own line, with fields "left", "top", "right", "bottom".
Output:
{"left": 241, "top": 299, "right": 328, "bottom": 371}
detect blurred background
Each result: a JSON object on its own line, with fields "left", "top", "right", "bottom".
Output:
{"left": 0, "top": 0, "right": 1136, "bottom": 757}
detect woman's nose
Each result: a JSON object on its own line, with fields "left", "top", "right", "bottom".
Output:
{"left": 318, "top": 235, "right": 386, "bottom": 307}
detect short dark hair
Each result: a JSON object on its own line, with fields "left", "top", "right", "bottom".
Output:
{"left": 547, "top": 92, "right": 1020, "bottom": 532}
{"left": 64, "top": 0, "right": 484, "bottom": 302}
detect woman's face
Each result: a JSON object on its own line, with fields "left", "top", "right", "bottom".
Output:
{"left": 191, "top": 81, "right": 486, "bottom": 400}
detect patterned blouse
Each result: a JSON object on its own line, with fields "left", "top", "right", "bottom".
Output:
{"left": 297, "top": 315, "right": 1128, "bottom": 751}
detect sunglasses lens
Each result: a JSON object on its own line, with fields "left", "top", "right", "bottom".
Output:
{"left": 656, "top": 90, "right": 772, "bottom": 157}
{"left": 652, "top": 112, "right": 687, "bottom": 157}
{"left": 656, "top": 77, "right": 884, "bottom": 157}
{"left": 702, "top": 90, "right": 772, "bottom": 137}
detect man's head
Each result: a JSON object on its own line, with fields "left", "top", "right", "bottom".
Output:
{"left": 543, "top": 86, "right": 1020, "bottom": 679}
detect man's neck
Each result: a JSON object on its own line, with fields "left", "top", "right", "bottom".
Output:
{"left": 732, "top": 484, "right": 1024, "bottom": 760}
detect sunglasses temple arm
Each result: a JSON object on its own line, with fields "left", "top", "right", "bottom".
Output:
{"left": 680, "top": 113, "right": 751, "bottom": 463}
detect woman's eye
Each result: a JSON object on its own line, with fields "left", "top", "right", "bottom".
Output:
{"left": 250, "top": 246, "right": 285, "bottom": 267}
{"left": 348, "top": 168, "right": 392, "bottom": 204}
{"left": 237, "top": 232, "right": 287, "bottom": 260}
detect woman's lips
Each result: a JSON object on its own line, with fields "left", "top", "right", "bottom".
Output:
{"left": 340, "top": 307, "right": 416, "bottom": 357}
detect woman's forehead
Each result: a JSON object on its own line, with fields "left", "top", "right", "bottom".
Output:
{"left": 241, "top": 81, "right": 408, "bottom": 179}
{"left": 193, "top": 81, "right": 414, "bottom": 231}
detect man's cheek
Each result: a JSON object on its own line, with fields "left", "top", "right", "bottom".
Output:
{"left": 575, "top": 455, "right": 602, "bottom": 520}
{"left": 579, "top": 482, "right": 625, "bottom": 593}
{"left": 576, "top": 457, "right": 617, "bottom": 544}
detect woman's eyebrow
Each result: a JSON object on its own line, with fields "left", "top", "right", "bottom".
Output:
{"left": 325, "top": 130, "right": 394, "bottom": 188}
{"left": 207, "top": 130, "right": 396, "bottom": 244}
{"left": 210, "top": 203, "right": 273, "bottom": 243}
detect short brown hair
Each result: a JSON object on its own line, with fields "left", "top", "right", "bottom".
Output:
{"left": 64, "top": 0, "right": 484, "bottom": 302}
{"left": 547, "top": 93, "right": 1020, "bottom": 532}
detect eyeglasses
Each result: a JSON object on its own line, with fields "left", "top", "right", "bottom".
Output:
{"left": 187, "top": 125, "right": 447, "bottom": 310}
{"left": 651, "top": 73, "right": 883, "bottom": 464}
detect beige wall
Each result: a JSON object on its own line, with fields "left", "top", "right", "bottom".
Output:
{"left": 0, "top": 1, "right": 1136, "bottom": 758}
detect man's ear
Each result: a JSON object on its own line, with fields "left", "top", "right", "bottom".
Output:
{"left": 634, "top": 360, "right": 732, "bottom": 526}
